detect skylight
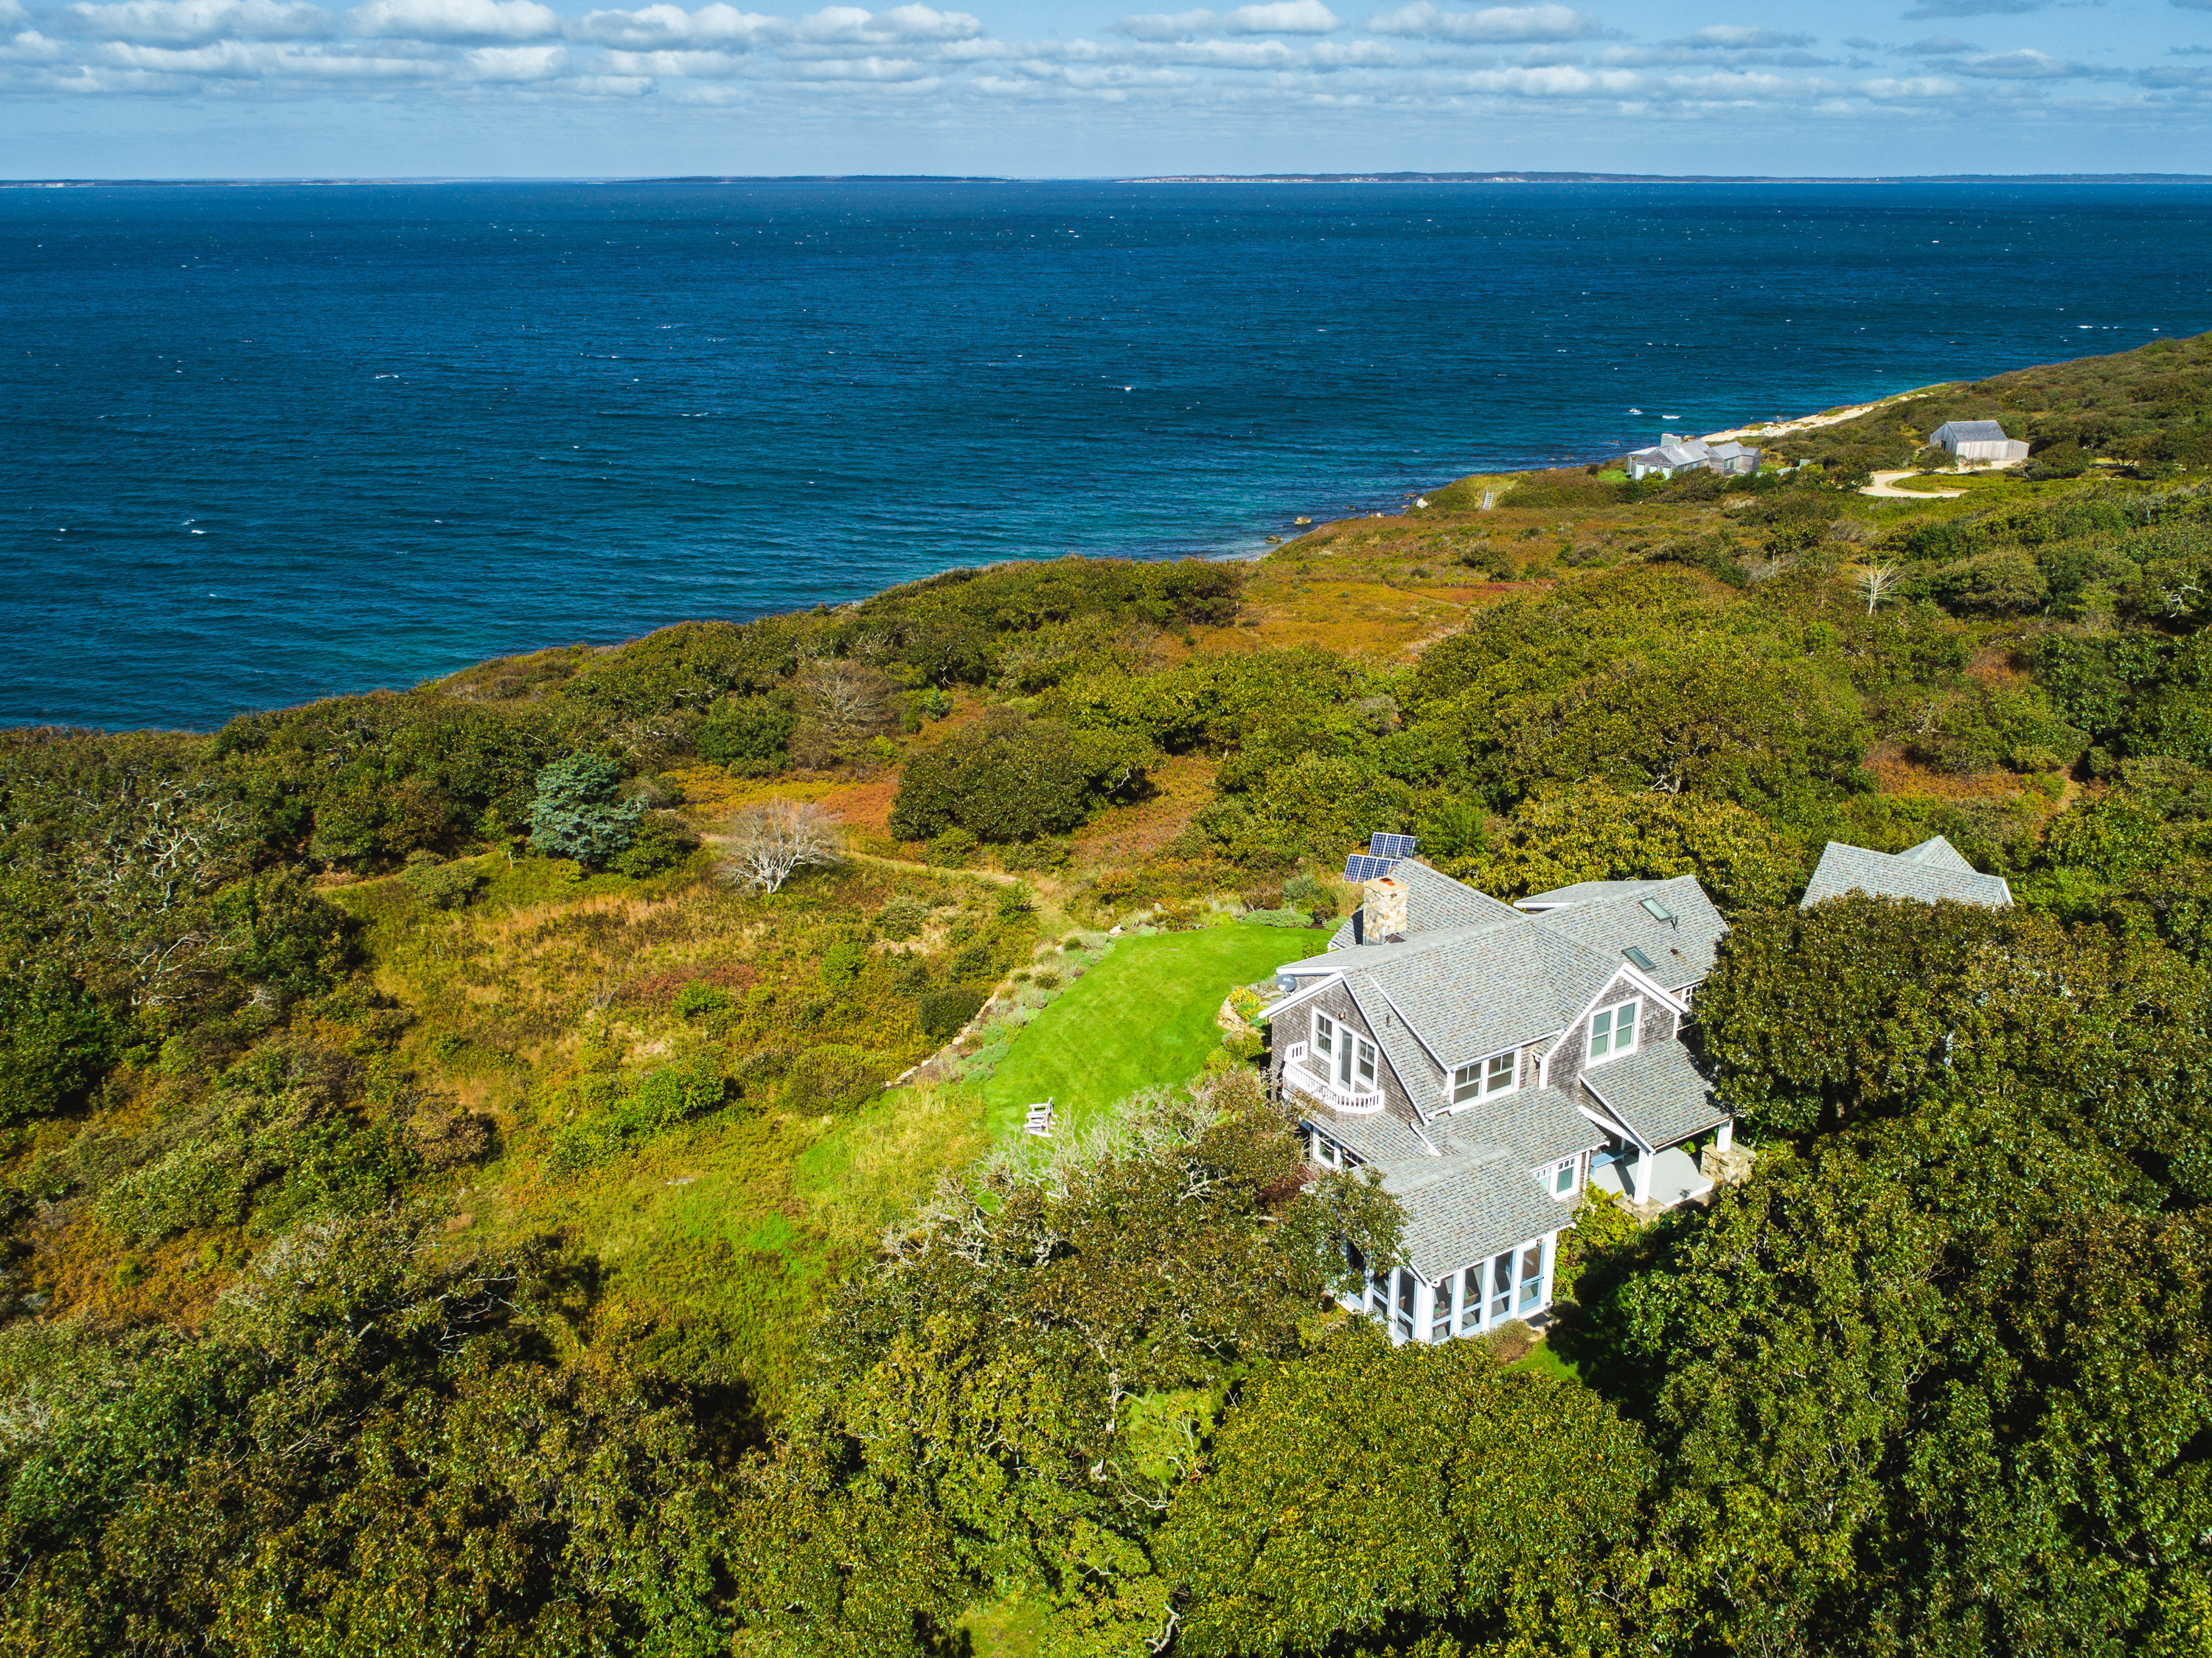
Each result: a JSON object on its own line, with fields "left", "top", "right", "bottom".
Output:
{"left": 1639, "top": 898, "right": 1677, "bottom": 926}
{"left": 1624, "top": 945, "right": 1658, "bottom": 972}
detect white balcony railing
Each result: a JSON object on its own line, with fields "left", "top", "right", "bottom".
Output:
{"left": 1279, "top": 1041, "right": 1385, "bottom": 1115}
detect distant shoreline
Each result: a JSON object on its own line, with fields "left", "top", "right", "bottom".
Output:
{"left": 6, "top": 172, "right": 2211, "bottom": 189}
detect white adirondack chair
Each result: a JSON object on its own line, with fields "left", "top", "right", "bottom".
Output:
{"left": 1023, "top": 1098, "right": 1055, "bottom": 1139}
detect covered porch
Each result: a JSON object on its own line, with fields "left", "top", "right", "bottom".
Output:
{"left": 1349, "top": 1230, "right": 1561, "bottom": 1346}
{"left": 1589, "top": 1139, "right": 1718, "bottom": 1210}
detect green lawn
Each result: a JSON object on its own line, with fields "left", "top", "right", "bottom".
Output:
{"left": 980, "top": 924, "right": 1324, "bottom": 1135}
{"left": 1510, "top": 1339, "right": 1584, "bottom": 1384}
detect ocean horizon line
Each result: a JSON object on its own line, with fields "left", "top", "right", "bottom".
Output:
{"left": 7, "top": 171, "right": 2212, "bottom": 189}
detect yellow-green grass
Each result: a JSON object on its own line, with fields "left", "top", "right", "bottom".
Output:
{"left": 978, "top": 925, "right": 1322, "bottom": 1135}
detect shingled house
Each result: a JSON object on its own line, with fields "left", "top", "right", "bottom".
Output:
{"left": 1624, "top": 433, "right": 1760, "bottom": 481}
{"left": 1801, "top": 835, "right": 2013, "bottom": 908}
{"left": 1929, "top": 420, "right": 2031, "bottom": 465}
{"left": 1259, "top": 852, "right": 1734, "bottom": 1345}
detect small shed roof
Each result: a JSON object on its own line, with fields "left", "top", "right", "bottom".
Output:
{"left": 1932, "top": 419, "right": 2010, "bottom": 444}
{"left": 1800, "top": 836, "right": 2013, "bottom": 909}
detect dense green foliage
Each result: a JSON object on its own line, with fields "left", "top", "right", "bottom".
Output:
{"left": 528, "top": 751, "right": 646, "bottom": 866}
{"left": 1765, "top": 330, "right": 2212, "bottom": 481}
{"left": 0, "top": 1215, "right": 734, "bottom": 1658}
{"left": 6, "top": 336, "right": 2212, "bottom": 1657}
{"left": 891, "top": 711, "right": 1148, "bottom": 843}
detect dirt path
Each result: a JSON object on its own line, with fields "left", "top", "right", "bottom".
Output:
{"left": 844, "top": 849, "right": 1026, "bottom": 887}
{"left": 1861, "top": 470, "right": 1965, "bottom": 500}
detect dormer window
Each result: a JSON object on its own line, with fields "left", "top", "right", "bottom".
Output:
{"left": 1549, "top": 1157, "right": 1577, "bottom": 1197}
{"left": 1588, "top": 1000, "right": 1640, "bottom": 1065}
{"left": 1451, "top": 1048, "right": 1517, "bottom": 1104}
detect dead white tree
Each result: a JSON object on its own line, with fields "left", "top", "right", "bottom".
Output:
{"left": 720, "top": 799, "right": 844, "bottom": 894}
{"left": 801, "top": 658, "right": 898, "bottom": 743}
{"left": 1857, "top": 563, "right": 1900, "bottom": 616}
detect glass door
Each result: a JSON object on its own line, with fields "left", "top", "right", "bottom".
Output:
{"left": 1488, "top": 1250, "right": 1513, "bottom": 1326}
{"left": 1517, "top": 1241, "right": 1545, "bottom": 1314}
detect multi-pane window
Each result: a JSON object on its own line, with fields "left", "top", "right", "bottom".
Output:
{"left": 1354, "top": 1039, "right": 1377, "bottom": 1087}
{"left": 1587, "top": 1000, "right": 1641, "bottom": 1064}
{"left": 1451, "top": 1048, "right": 1517, "bottom": 1104}
{"left": 1312, "top": 1132, "right": 1340, "bottom": 1169}
{"left": 1314, "top": 1012, "right": 1336, "bottom": 1058}
{"left": 1551, "top": 1157, "right": 1576, "bottom": 1196}
{"left": 1430, "top": 1274, "right": 1455, "bottom": 1342}
{"left": 1517, "top": 1241, "right": 1545, "bottom": 1312}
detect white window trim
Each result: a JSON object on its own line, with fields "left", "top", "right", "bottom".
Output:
{"left": 1547, "top": 1155, "right": 1578, "bottom": 1197}
{"left": 1313, "top": 1010, "right": 1336, "bottom": 1056}
{"left": 1447, "top": 1045, "right": 1521, "bottom": 1109}
{"left": 1585, "top": 998, "right": 1641, "bottom": 1067}
{"left": 1540, "top": 964, "right": 1686, "bottom": 1090}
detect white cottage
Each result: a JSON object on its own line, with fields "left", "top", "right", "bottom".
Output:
{"left": 1260, "top": 857, "right": 1734, "bottom": 1344}
{"left": 1929, "top": 420, "right": 2031, "bottom": 464}
{"left": 1624, "top": 434, "right": 1760, "bottom": 481}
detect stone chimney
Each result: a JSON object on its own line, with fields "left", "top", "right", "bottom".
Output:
{"left": 1363, "top": 875, "right": 1409, "bottom": 941}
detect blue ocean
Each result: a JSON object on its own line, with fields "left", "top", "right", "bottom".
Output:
{"left": 5, "top": 178, "right": 2211, "bottom": 732}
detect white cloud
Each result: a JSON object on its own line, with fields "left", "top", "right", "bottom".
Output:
{"left": 577, "top": 5, "right": 784, "bottom": 49}
{"left": 1901, "top": 0, "right": 2041, "bottom": 15}
{"left": 1114, "top": 7, "right": 1207, "bottom": 38}
{"left": 0, "top": 0, "right": 2186, "bottom": 120}
{"left": 1363, "top": 2, "right": 1596, "bottom": 42}
{"left": 459, "top": 39, "right": 564, "bottom": 74}
{"left": 1669, "top": 27, "right": 1812, "bottom": 50}
{"left": 795, "top": 4, "right": 978, "bottom": 41}
{"left": 1220, "top": 0, "right": 1337, "bottom": 30}
{"left": 1117, "top": 1, "right": 1338, "bottom": 38}
{"left": 45, "top": 0, "right": 332, "bottom": 45}
{"left": 347, "top": 0, "right": 561, "bottom": 41}
{"left": 1855, "top": 73, "right": 1961, "bottom": 96}
{"left": 1951, "top": 47, "right": 2080, "bottom": 77}
{"left": 1135, "top": 34, "right": 1298, "bottom": 63}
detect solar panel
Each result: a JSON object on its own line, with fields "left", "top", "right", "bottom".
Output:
{"left": 1343, "top": 854, "right": 1399, "bottom": 882}
{"left": 1368, "top": 832, "right": 1419, "bottom": 859}
{"left": 1623, "top": 945, "right": 1658, "bottom": 972}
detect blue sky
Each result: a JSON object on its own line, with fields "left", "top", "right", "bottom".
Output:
{"left": 4, "top": 0, "right": 2210, "bottom": 177}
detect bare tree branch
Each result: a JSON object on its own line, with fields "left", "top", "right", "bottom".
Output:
{"left": 719, "top": 799, "right": 844, "bottom": 895}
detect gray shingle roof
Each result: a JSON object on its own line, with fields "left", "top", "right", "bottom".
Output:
{"left": 1276, "top": 857, "right": 1739, "bottom": 1278}
{"left": 1516, "top": 879, "right": 1659, "bottom": 908}
{"left": 1391, "top": 1159, "right": 1584, "bottom": 1281}
{"left": 1327, "top": 858, "right": 1520, "bottom": 950}
{"left": 1520, "top": 875, "right": 1725, "bottom": 990}
{"left": 1284, "top": 871, "right": 1723, "bottom": 1070}
{"left": 1578, "top": 1043, "right": 1728, "bottom": 1150}
{"left": 1801, "top": 837, "right": 2012, "bottom": 909}
{"left": 1932, "top": 419, "right": 2009, "bottom": 443}
{"left": 1313, "top": 1085, "right": 1602, "bottom": 1278}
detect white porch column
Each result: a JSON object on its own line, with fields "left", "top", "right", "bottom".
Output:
{"left": 1631, "top": 1146, "right": 1655, "bottom": 1204}
{"left": 1539, "top": 1231, "right": 1558, "bottom": 1311}
{"left": 1715, "top": 1120, "right": 1735, "bottom": 1153}
{"left": 1411, "top": 1276, "right": 1436, "bottom": 1344}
